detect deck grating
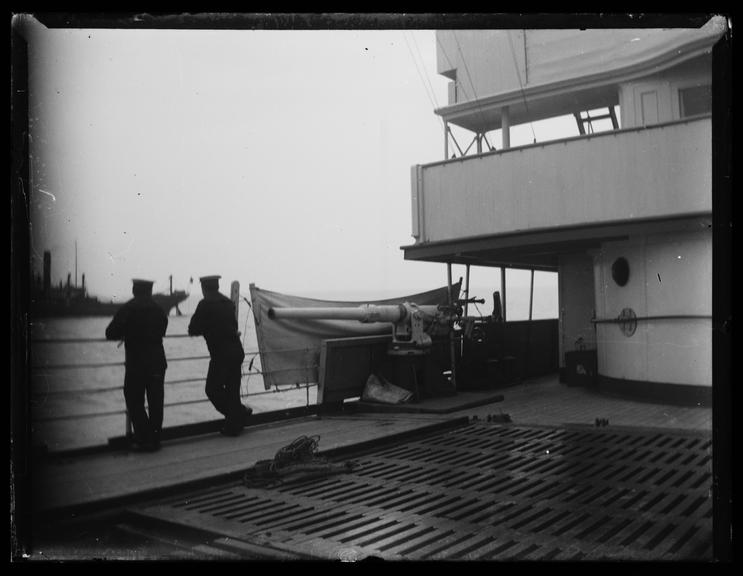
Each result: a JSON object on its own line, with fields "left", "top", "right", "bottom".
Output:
{"left": 130, "top": 422, "right": 713, "bottom": 560}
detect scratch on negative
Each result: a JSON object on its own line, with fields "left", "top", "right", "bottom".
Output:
{"left": 39, "top": 188, "right": 57, "bottom": 202}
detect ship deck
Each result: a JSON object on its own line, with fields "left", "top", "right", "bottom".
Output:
{"left": 24, "top": 374, "right": 715, "bottom": 561}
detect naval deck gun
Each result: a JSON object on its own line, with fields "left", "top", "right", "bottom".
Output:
{"left": 268, "top": 302, "right": 455, "bottom": 355}
{"left": 267, "top": 297, "right": 486, "bottom": 399}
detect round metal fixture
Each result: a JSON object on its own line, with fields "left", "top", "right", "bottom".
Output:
{"left": 618, "top": 307, "right": 637, "bottom": 337}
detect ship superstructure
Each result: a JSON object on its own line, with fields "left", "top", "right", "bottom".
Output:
{"left": 12, "top": 16, "right": 730, "bottom": 562}
{"left": 403, "top": 18, "right": 727, "bottom": 405}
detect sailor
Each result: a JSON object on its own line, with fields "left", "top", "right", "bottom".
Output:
{"left": 105, "top": 279, "right": 168, "bottom": 451}
{"left": 188, "top": 275, "right": 249, "bottom": 436}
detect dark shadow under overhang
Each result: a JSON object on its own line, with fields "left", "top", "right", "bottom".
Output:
{"left": 401, "top": 215, "right": 711, "bottom": 270}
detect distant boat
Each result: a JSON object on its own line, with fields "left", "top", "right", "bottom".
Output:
{"left": 152, "top": 290, "right": 189, "bottom": 316}
{"left": 31, "top": 250, "right": 189, "bottom": 318}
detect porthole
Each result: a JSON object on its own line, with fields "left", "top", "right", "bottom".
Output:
{"left": 611, "top": 257, "right": 630, "bottom": 287}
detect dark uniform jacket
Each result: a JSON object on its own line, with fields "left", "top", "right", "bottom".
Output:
{"left": 106, "top": 297, "right": 168, "bottom": 372}
{"left": 188, "top": 292, "right": 245, "bottom": 362}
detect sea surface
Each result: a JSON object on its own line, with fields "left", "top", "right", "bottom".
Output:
{"left": 29, "top": 297, "right": 315, "bottom": 452}
{"left": 28, "top": 284, "right": 557, "bottom": 452}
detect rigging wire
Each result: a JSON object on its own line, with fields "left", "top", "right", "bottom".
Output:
{"left": 402, "top": 31, "right": 444, "bottom": 130}
{"left": 435, "top": 31, "right": 495, "bottom": 154}
{"left": 506, "top": 30, "right": 538, "bottom": 144}
{"left": 451, "top": 31, "right": 492, "bottom": 139}
{"left": 434, "top": 32, "right": 472, "bottom": 157}
{"left": 435, "top": 32, "right": 471, "bottom": 101}
{"left": 240, "top": 297, "right": 252, "bottom": 396}
{"left": 409, "top": 31, "right": 441, "bottom": 110}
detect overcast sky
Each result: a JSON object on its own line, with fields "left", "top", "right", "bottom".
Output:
{"left": 22, "top": 17, "right": 558, "bottom": 310}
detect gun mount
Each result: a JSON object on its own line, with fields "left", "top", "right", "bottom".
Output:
{"left": 268, "top": 302, "right": 454, "bottom": 355}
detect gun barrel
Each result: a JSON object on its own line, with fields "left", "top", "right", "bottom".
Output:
{"left": 268, "top": 303, "right": 445, "bottom": 323}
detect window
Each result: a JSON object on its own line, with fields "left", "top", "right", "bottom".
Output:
{"left": 611, "top": 257, "right": 630, "bottom": 287}
{"left": 679, "top": 85, "right": 711, "bottom": 118}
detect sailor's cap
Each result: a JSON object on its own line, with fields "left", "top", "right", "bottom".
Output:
{"left": 199, "top": 275, "right": 221, "bottom": 288}
{"left": 132, "top": 278, "right": 154, "bottom": 295}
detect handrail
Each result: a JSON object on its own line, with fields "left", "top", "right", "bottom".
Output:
{"left": 32, "top": 383, "right": 318, "bottom": 423}
{"left": 31, "top": 355, "right": 212, "bottom": 371}
{"left": 32, "top": 374, "right": 259, "bottom": 397}
{"left": 31, "top": 344, "right": 321, "bottom": 371}
{"left": 29, "top": 333, "right": 326, "bottom": 438}
{"left": 29, "top": 333, "right": 195, "bottom": 344}
{"left": 591, "top": 314, "right": 711, "bottom": 324}
{"left": 30, "top": 353, "right": 319, "bottom": 372}
{"left": 31, "top": 335, "right": 321, "bottom": 358}
{"left": 420, "top": 114, "right": 712, "bottom": 169}
{"left": 32, "top": 365, "right": 320, "bottom": 397}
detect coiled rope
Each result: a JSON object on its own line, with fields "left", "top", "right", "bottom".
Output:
{"left": 270, "top": 435, "right": 321, "bottom": 472}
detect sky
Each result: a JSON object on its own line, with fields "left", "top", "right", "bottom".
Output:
{"left": 21, "top": 16, "right": 559, "bottom": 314}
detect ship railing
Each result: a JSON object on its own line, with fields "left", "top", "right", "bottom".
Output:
{"left": 29, "top": 333, "right": 319, "bottom": 444}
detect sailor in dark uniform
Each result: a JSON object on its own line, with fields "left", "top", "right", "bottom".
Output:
{"left": 188, "top": 275, "right": 249, "bottom": 436}
{"left": 105, "top": 279, "right": 168, "bottom": 451}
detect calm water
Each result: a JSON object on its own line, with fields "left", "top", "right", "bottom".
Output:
{"left": 28, "top": 283, "right": 557, "bottom": 452}
{"left": 29, "top": 299, "right": 315, "bottom": 452}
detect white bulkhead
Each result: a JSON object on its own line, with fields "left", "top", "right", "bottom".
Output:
{"left": 593, "top": 228, "right": 712, "bottom": 387}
